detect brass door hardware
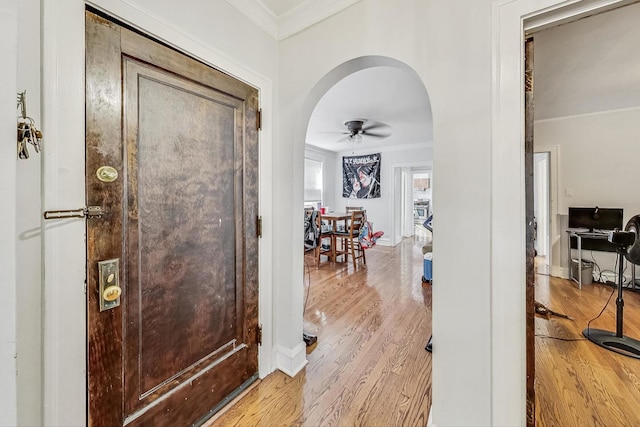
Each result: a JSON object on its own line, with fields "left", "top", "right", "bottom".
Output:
{"left": 43, "top": 206, "right": 107, "bottom": 220}
{"left": 98, "top": 259, "right": 121, "bottom": 311}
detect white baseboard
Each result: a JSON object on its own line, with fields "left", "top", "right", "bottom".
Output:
{"left": 376, "top": 237, "right": 392, "bottom": 246}
{"left": 274, "top": 342, "right": 307, "bottom": 377}
{"left": 550, "top": 265, "right": 567, "bottom": 279}
{"left": 427, "top": 407, "right": 434, "bottom": 426}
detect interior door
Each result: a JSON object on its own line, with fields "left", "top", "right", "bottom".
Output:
{"left": 85, "top": 11, "right": 260, "bottom": 426}
{"left": 524, "top": 37, "right": 536, "bottom": 427}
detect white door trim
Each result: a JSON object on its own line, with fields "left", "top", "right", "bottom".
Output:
{"left": 535, "top": 145, "right": 560, "bottom": 275}
{"left": 42, "top": 1, "right": 274, "bottom": 425}
{"left": 390, "top": 162, "right": 431, "bottom": 246}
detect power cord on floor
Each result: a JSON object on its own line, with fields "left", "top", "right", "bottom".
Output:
{"left": 536, "top": 254, "right": 619, "bottom": 341}
{"left": 535, "top": 262, "right": 616, "bottom": 342}
{"left": 302, "top": 259, "right": 317, "bottom": 346}
{"left": 535, "top": 334, "right": 586, "bottom": 341}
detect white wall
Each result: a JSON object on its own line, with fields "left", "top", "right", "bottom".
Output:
{"left": 534, "top": 3, "right": 640, "bottom": 278}
{"left": 0, "top": 1, "right": 18, "bottom": 426}
{"left": 536, "top": 109, "right": 640, "bottom": 277}
{"left": 333, "top": 143, "right": 431, "bottom": 245}
{"left": 280, "top": 1, "right": 494, "bottom": 424}
{"left": 16, "top": 0, "right": 42, "bottom": 425}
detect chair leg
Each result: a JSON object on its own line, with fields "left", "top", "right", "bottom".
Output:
{"left": 351, "top": 239, "right": 357, "bottom": 269}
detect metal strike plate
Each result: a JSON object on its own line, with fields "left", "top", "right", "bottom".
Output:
{"left": 98, "top": 258, "right": 121, "bottom": 311}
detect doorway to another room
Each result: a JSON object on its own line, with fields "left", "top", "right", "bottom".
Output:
{"left": 295, "top": 56, "right": 434, "bottom": 424}
{"left": 533, "top": 152, "right": 550, "bottom": 275}
{"left": 412, "top": 170, "right": 432, "bottom": 232}
{"left": 525, "top": 2, "right": 640, "bottom": 426}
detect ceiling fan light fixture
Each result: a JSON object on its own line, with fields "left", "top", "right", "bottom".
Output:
{"left": 351, "top": 133, "right": 363, "bottom": 143}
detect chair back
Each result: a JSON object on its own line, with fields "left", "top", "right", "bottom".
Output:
{"left": 346, "top": 206, "right": 363, "bottom": 212}
{"left": 349, "top": 210, "right": 366, "bottom": 238}
{"left": 316, "top": 211, "right": 331, "bottom": 235}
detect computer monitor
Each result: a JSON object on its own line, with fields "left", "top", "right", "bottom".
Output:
{"left": 568, "top": 207, "right": 623, "bottom": 232}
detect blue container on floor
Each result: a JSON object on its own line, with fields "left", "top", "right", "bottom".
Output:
{"left": 423, "top": 252, "right": 433, "bottom": 282}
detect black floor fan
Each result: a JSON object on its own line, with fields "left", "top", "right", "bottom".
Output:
{"left": 582, "top": 215, "right": 640, "bottom": 359}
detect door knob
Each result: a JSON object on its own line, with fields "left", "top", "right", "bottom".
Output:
{"left": 98, "top": 259, "right": 121, "bottom": 311}
{"left": 103, "top": 285, "right": 122, "bottom": 302}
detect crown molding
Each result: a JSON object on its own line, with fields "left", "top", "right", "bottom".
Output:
{"left": 226, "top": 0, "right": 278, "bottom": 39}
{"left": 227, "top": 0, "right": 361, "bottom": 40}
{"left": 277, "top": 0, "right": 361, "bottom": 40}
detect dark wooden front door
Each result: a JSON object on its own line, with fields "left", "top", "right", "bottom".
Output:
{"left": 85, "top": 11, "right": 260, "bottom": 426}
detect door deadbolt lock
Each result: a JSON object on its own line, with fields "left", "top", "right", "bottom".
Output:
{"left": 98, "top": 259, "right": 121, "bottom": 311}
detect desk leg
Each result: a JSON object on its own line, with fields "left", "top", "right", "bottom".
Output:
{"left": 568, "top": 234, "right": 572, "bottom": 281}
{"left": 577, "top": 236, "right": 582, "bottom": 290}
{"left": 568, "top": 232, "right": 583, "bottom": 289}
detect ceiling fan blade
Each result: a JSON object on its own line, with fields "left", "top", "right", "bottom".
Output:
{"left": 363, "top": 132, "right": 391, "bottom": 138}
{"left": 362, "top": 122, "right": 390, "bottom": 132}
{"left": 335, "top": 135, "right": 351, "bottom": 143}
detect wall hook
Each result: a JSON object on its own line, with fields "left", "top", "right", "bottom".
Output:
{"left": 16, "top": 91, "right": 43, "bottom": 160}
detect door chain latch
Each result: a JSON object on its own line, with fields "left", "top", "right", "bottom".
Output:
{"left": 43, "top": 206, "right": 107, "bottom": 220}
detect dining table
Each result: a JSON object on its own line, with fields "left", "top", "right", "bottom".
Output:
{"left": 320, "top": 211, "right": 351, "bottom": 262}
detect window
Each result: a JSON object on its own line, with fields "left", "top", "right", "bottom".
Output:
{"left": 304, "top": 158, "right": 323, "bottom": 207}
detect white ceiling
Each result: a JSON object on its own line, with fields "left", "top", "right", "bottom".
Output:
{"left": 306, "top": 66, "right": 433, "bottom": 153}
{"left": 229, "top": 0, "right": 433, "bottom": 153}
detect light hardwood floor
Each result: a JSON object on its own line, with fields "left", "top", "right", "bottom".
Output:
{"left": 208, "top": 235, "right": 640, "bottom": 426}
{"left": 535, "top": 272, "right": 640, "bottom": 427}
{"left": 207, "top": 234, "right": 433, "bottom": 427}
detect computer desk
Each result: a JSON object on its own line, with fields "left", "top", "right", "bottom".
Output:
{"left": 567, "top": 229, "right": 618, "bottom": 289}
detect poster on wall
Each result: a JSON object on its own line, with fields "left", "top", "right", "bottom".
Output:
{"left": 342, "top": 153, "right": 382, "bottom": 199}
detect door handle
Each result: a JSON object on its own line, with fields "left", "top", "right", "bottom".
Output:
{"left": 43, "top": 206, "right": 107, "bottom": 220}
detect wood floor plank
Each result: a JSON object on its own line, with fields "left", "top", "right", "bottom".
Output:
{"left": 535, "top": 273, "right": 640, "bottom": 427}
{"left": 208, "top": 236, "right": 640, "bottom": 427}
{"left": 207, "top": 234, "right": 432, "bottom": 426}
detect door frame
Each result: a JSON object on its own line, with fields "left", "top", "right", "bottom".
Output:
{"left": 391, "top": 162, "right": 431, "bottom": 246}
{"left": 42, "top": 1, "right": 274, "bottom": 425}
{"left": 533, "top": 152, "right": 550, "bottom": 260}
{"left": 492, "top": 0, "right": 632, "bottom": 424}
{"left": 534, "top": 146, "right": 560, "bottom": 274}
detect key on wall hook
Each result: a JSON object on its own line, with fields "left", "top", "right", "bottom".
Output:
{"left": 17, "top": 91, "right": 27, "bottom": 119}
{"left": 16, "top": 90, "right": 43, "bottom": 160}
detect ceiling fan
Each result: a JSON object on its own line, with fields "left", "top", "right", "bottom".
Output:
{"left": 336, "top": 119, "right": 391, "bottom": 143}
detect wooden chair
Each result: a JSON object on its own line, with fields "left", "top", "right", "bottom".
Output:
{"left": 335, "top": 210, "right": 367, "bottom": 269}
{"left": 343, "top": 206, "right": 363, "bottom": 232}
{"left": 315, "top": 212, "right": 333, "bottom": 265}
